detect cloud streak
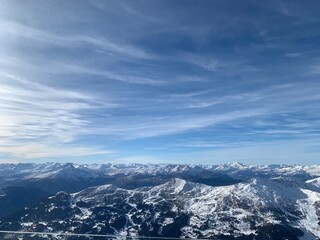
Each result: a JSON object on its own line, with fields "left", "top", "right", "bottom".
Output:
{"left": 0, "top": 72, "right": 116, "bottom": 158}
{"left": 0, "top": 0, "right": 319, "bottom": 163}
{"left": 0, "top": 143, "right": 113, "bottom": 159}
{"left": 0, "top": 19, "right": 155, "bottom": 61}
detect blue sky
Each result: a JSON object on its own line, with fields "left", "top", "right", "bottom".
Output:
{"left": 0, "top": 0, "right": 320, "bottom": 165}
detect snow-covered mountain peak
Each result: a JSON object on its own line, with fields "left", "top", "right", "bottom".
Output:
{"left": 74, "top": 183, "right": 121, "bottom": 198}
{"left": 146, "top": 178, "right": 185, "bottom": 197}
{"left": 1, "top": 168, "right": 320, "bottom": 239}
{"left": 166, "top": 178, "right": 187, "bottom": 193}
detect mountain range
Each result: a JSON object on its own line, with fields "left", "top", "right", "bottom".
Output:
{"left": 0, "top": 162, "right": 319, "bottom": 239}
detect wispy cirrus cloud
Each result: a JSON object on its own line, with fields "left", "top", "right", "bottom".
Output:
{"left": 55, "top": 63, "right": 164, "bottom": 85}
{"left": 0, "top": 0, "right": 319, "bottom": 164}
{"left": 107, "top": 138, "right": 320, "bottom": 165}
{"left": 81, "top": 108, "right": 271, "bottom": 140}
{"left": 0, "top": 19, "right": 155, "bottom": 60}
{"left": 0, "top": 143, "right": 113, "bottom": 159}
{"left": 183, "top": 54, "right": 221, "bottom": 72}
{"left": 0, "top": 72, "right": 116, "bottom": 158}
{"left": 178, "top": 138, "right": 320, "bottom": 165}
{"left": 308, "top": 63, "right": 320, "bottom": 75}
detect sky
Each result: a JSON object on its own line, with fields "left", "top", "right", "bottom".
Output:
{"left": 0, "top": 0, "right": 320, "bottom": 165}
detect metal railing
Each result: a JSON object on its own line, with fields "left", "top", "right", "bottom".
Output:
{"left": 0, "top": 230, "right": 209, "bottom": 240}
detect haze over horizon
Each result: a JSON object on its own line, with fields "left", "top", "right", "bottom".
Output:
{"left": 0, "top": 0, "right": 320, "bottom": 165}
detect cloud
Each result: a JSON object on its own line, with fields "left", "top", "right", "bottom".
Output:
{"left": 250, "top": 129, "right": 304, "bottom": 135}
{"left": 106, "top": 138, "right": 320, "bottom": 166}
{"left": 56, "top": 63, "right": 164, "bottom": 85}
{"left": 0, "top": 73, "right": 115, "bottom": 159}
{"left": 110, "top": 155, "right": 169, "bottom": 164}
{"left": 183, "top": 54, "right": 220, "bottom": 72}
{"left": 0, "top": 0, "right": 319, "bottom": 164}
{"left": 0, "top": 143, "right": 113, "bottom": 159}
{"left": 174, "top": 141, "right": 230, "bottom": 148}
{"left": 82, "top": 108, "right": 270, "bottom": 139}
{"left": 308, "top": 64, "right": 320, "bottom": 75}
{"left": 0, "top": 73, "right": 116, "bottom": 144}
{"left": 172, "top": 138, "right": 320, "bottom": 165}
{"left": 285, "top": 52, "right": 302, "bottom": 58}
{"left": 0, "top": 19, "right": 155, "bottom": 60}
{"left": 0, "top": 73, "right": 116, "bottom": 160}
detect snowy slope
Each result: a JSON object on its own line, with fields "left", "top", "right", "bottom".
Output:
{"left": 1, "top": 176, "right": 319, "bottom": 239}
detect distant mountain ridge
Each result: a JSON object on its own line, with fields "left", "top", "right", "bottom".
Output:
{"left": 0, "top": 162, "right": 244, "bottom": 193}
{"left": 1, "top": 162, "right": 319, "bottom": 182}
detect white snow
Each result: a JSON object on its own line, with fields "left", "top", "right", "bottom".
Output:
{"left": 297, "top": 189, "right": 320, "bottom": 238}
